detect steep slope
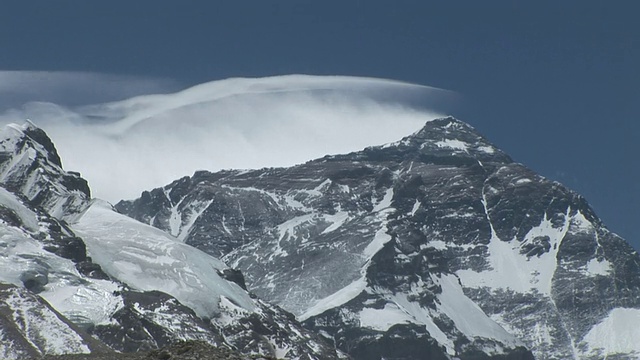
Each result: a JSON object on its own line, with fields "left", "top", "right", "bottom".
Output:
{"left": 0, "top": 121, "right": 90, "bottom": 221}
{"left": 74, "top": 200, "right": 338, "bottom": 359}
{"left": 119, "top": 117, "right": 640, "bottom": 359}
{"left": 0, "top": 122, "right": 338, "bottom": 359}
{"left": 0, "top": 282, "right": 109, "bottom": 359}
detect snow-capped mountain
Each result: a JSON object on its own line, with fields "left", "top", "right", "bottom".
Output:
{"left": 0, "top": 122, "right": 338, "bottom": 359}
{"left": 118, "top": 117, "right": 640, "bottom": 360}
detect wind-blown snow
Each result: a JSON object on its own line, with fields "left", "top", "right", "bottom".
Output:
{"left": 1, "top": 75, "right": 452, "bottom": 202}
{"left": 73, "top": 200, "right": 255, "bottom": 318}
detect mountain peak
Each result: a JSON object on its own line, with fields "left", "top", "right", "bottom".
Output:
{"left": 0, "top": 121, "right": 90, "bottom": 220}
{"left": 346, "top": 116, "right": 513, "bottom": 165}
{"left": 408, "top": 116, "right": 497, "bottom": 150}
{"left": 3, "top": 120, "right": 62, "bottom": 167}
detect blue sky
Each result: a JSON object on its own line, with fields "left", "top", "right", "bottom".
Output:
{"left": 0, "top": 2, "right": 638, "bottom": 248}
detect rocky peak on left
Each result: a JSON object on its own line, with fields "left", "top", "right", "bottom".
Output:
{"left": 0, "top": 122, "right": 338, "bottom": 359}
{"left": 0, "top": 121, "right": 90, "bottom": 221}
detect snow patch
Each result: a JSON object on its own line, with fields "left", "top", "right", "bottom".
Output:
{"left": 176, "top": 199, "right": 214, "bottom": 241}
{"left": 298, "top": 276, "right": 366, "bottom": 321}
{"left": 359, "top": 303, "right": 410, "bottom": 331}
{"left": 581, "top": 308, "right": 640, "bottom": 357}
{"left": 585, "top": 258, "right": 612, "bottom": 276}
{"left": 0, "top": 188, "right": 39, "bottom": 231}
{"left": 277, "top": 213, "right": 316, "bottom": 242}
{"left": 363, "top": 226, "right": 392, "bottom": 258}
{"left": 457, "top": 210, "right": 571, "bottom": 295}
{"left": 571, "top": 211, "right": 593, "bottom": 232}
{"left": 372, "top": 188, "right": 394, "bottom": 212}
{"left": 436, "top": 274, "right": 520, "bottom": 349}
{"left": 321, "top": 211, "right": 350, "bottom": 234}
{"left": 389, "top": 292, "right": 455, "bottom": 354}
{"left": 410, "top": 199, "right": 421, "bottom": 216}
{"left": 435, "top": 139, "right": 469, "bottom": 151}
{"left": 477, "top": 145, "right": 495, "bottom": 154}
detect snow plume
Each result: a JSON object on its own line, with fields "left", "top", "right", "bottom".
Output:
{"left": 0, "top": 71, "right": 179, "bottom": 110}
{"left": 0, "top": 74, "right": 456, "bottom": 202}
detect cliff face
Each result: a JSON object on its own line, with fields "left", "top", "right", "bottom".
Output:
{"left": 119, "top": 117, "right": 640, "bottom": 359}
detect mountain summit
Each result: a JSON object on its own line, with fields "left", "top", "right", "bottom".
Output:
{"left": 118, "top": 116, "right": 640, "bottom": 359}
{"left": 0, "top": 117, "right": 637, "bottom": 359}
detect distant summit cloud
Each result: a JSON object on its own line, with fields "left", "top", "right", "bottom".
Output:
{"left": 0, "top": 74, "right": 457, "bottom": 202}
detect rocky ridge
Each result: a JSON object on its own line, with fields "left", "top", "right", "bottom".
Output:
{"left": 0, "top": 122, "right": 338, "bottom": 359}
{"left": 119, "top": 117, "right": 640, "bottom": 359}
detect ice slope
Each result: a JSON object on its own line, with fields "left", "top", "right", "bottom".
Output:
{"left": 0, "top": 188, "right": 123, "bottom": 328}
{"left": 580, "top": 308, "right": 640, "bottom": 357}
{"left": 73, "top": 200, "right": 255, "bottom": 318}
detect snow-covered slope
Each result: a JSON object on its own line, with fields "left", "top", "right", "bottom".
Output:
{"left": 0, "top": 282, "right": 103, "bottom": 359}
{"left": 0, "top": 121, "right": 338, "bottom": 359}
{"left": 74, "top": 200, "right": 255, "bottom": 318}
{"left": 73, "top": 199, "right": 338, "bottom": 358}
{"left": 120, "top": 117, "right": 640, "bottom": 360}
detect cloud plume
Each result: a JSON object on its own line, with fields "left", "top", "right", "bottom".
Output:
{"left": 0, "top": 73, "right": 457, "bottom": 202}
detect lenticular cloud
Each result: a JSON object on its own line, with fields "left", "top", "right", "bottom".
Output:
{"left": 0, "top": 74, "right": 457, "bottom": 202}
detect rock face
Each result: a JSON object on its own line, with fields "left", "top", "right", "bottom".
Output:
{"left": 0, "top": 282, "right": 109, "bottom": 359}
{"left": 0, "top": 121, "right": 90, "bottom": 221}
{"left": 0, "top": 122, "right": 338, "bottom": 359}
{"left": 118, "top": 117, "right": 640, "bottom": 359}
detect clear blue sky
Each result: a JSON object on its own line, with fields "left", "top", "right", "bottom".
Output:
{"left": 1, "top": 1, "right": 638, "bottom": 248}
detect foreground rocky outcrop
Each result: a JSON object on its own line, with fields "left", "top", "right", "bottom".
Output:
{"left": 39, "top": 340, "right": 262, "bottom": 360}
{"left": 0, "top": 122, "right": 337, "bottom": 359}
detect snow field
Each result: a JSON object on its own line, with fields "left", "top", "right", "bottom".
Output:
{"left": 74, "top": 200, "right": 256, "bottom": 319}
